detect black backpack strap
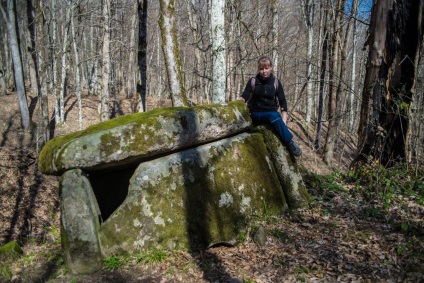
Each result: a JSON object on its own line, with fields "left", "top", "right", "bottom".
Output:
{"left": 250, "top": 77, "right": 256, "bottom": 90}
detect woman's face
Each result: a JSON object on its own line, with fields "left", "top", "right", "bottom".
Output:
{"left": 259, "top": 64, "right": 273, "bottom": 78}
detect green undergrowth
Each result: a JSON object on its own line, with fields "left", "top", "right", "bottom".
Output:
{"left": 305, "top": 163, "right": 424, "bottom": 235}
{"left": 307, "top": 163, "right": 424, "bottom": 207}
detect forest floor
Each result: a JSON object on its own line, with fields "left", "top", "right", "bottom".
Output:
{"left": 0, "top": 92, "right": 423, "bottom": 282}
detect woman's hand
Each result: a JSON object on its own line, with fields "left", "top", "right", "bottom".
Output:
{"left": 237, "top": 96, "right": 245, "bottom": 102}
{"left": 281, "top": 111, "right": 288, "bottom": 124}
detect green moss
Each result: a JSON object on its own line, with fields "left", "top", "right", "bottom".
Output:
{"left": 100, "top": 132, "right": 286, "bottom": 255}
{"left": 0, "top": 241, "right": 23, "bottom": 259}
{"left": 100, "top": 133, "right": 121, "bottom": 157}
{"left": 259, "top": 127, "right": 310, "bottom": 208}
{"left": 39, "top": 103, "right": 250, "bottom": 174}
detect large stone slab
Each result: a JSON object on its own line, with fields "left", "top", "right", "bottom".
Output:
{"left": 260, "top": 127, "right": 310, "bottom": 208}
{"left": 60, "top": 169, "right": 102, "bottom": 274}
{"left": 38, "top": 101, "right": 251, "bottom": 175}
{"left": 99, "top": 132, "right": 288, "bottom": 256}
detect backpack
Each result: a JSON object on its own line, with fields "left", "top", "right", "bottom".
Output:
{"left": 249, "top": 76, "right": 280, "bottom": 109}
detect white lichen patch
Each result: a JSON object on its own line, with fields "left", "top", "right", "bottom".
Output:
{"left": 154, "top": 215, "right": 165, "bottom": 226}
{"left": 133, "top": 218, "right": 142, "bottom": 227}
{"left": 237, "top": 184, "right": 245, "bottom": 191}
{"left": 219, "top": 192, "right": 234, "bottom": 207}
{"left": 265, "top": 155, "right": 273, "bottom": 171}
{"left": 134, "top": 235, "right": 151, "bottom": 248}
{"left": 240, "top": 196, "right": 251, "bottom": 213}
{"left": 141, "top": 192, "right": 153, "bottom": 217}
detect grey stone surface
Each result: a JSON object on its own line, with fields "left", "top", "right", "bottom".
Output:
{"left": 261, "top": 127, "right": 310, "bottom": 208}
{"left": 99, "top": 133, "right": 287, "bottom": 256}
{"left": 39, "top": 102, "right": 251, "bottom": 175}
{"left": 60, "top": 169, "right": 102, "bottom": 274}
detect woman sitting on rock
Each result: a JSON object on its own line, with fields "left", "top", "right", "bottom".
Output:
{"left": 237, "top": 55, "right": 302, "bottom": 157}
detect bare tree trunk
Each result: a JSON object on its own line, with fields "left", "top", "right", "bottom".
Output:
{"left": 159, "top": 0, "right": 188, "bottom": 106}
{"left": 353, "top": 0, "right": 424, "bottom": 167}
{"left": 349, "top": 19, "right": 358, "bottom": 133}
{"left": 51, "top": 0, "right": 60, "bottom": 125}
{"left": 27, "top": 1, "right": 38, "bottom": 95}
{"left": 100, "top": 0, "right": 111, "bottom": 121}
{"left": 71, "top": 3, "right": 82, "bottom": 130}
{"left": 59, "top": 5, "right": 71, "bottom": 124}
{"left": 211, "top": 0, "right": 226, "bottom": 104}
{"left": 315, "top": 0, "right": 329, "bottom": 149}
{"left": 338, "top": 0, "right": 358, "bottom": 127}
{"left": 137, "top": 0, "right": 147, "bottom": 112}
{"left": 406, "top": 0, "right": 424, "bottom": 169}
{"left": 127, "top": 1, "right": 137, "bottom": 99}
{"left": 272, "top": 0, "right": 279, "bottom": 75}
{"left": 323, "top": 0, "right": 345, "bottom": 165}
{"left": 35, "top": 0, "right": 50, "bottom": 142}
{"left": 0, "top": 0, "right": 30, "bottom": 130}
{"left": 301, "top": 0, "right": 315, "bottom": 125}
{"left": 0, "top": 35, "right": 6, "bottom": 95}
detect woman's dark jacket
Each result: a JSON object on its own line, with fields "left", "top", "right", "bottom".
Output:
{"left": 240, "top": 74, "right": 288, "bottom": 113}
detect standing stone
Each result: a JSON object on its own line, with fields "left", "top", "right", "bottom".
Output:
{"left": 261, "top": 127, "right": 310, "bottom": 208}
{"left": 60, "top": 169, "right": 102, "bottom": 274}
{"left": 99, "top": 133, "right": 288, "bottom": 256}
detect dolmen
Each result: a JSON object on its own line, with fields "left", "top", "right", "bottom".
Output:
{"left": 38, "top": 101, "right": 309, "bottom": 274}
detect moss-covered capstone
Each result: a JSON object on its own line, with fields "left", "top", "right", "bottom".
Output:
{"left": 99, "top": 132, "right": 287, "bottom": 256}
{"left": 38, "top": 101, "right": 251, "bottom": 175}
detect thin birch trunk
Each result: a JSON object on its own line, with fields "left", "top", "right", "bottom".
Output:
{"left": 59, "top": 6, "right": 71, "bottom": 124}
{"left": 51, "top": 0, "right": 60, "bottom": 124}
{"left": 127, "top": 1, "right": 137, "bottom": 99}
{"left": 27, "top": 1, "right": 38, "bottom": 95}
{"left": 301, "top": 0, "right": 315, "bottom": 125}
{"left": 159, "top": 0, "right": 188, "bottom": 106}
{"left": 210, "top": 0, "right": 226, "bottom": 104}
{"left": 349, "top": 19, "right": 358, "bottom": 132}
{"left": 0, "top": 0, "right": 30, "bottom": 130}
{"left": 100, "top": 0, "right": 111, "bottom": 121}
{"left": 272, "top": 0, "right": 279, "bottom": 75}
{"left": 71, "top": 4, "right": 82, "bottom": 130}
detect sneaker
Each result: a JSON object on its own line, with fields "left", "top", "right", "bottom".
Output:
{"left": 288, "top": 139, "right": 302, "bottom": 157}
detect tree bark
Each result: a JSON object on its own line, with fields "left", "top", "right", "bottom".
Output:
{"left": 35, "top": 0, "right": 50, "bottom": 142}
{"left": 137, "top": 0, "right": 147, "bottom": 112}
{"left": 323, "top": 0, "right": 345, "bottom": 165}
{"left": 71, "top": 3, "right": 82, "bottom": 130}
{"left": 159, "top": 0, "right": 188, "bottom": 107}
{"left": 58, "top": 5, "right": 71, "bottom": 124}
{"left": 315, "top": 0, "right": 329, "bottom": 149}
{"left": 0, "top": 0, "right": 30, "bottom": 130}
{"left": 301, "top": 0, "right": 315, "bottom": 125}
{"left": 127, "top": 1, "right": 137, "bottom": 99}
{"left": 100, "top": 0, "right": 111, "bottom": 121}
{"left": 353, "top": 0, "right": 424, "bottom": 167}
{"left": 211, "top": 0, "right": 226, "bottom": 104}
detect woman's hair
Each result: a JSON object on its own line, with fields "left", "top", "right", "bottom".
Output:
{"left": 257, "top": 56, "right": 273, "bottom": 71}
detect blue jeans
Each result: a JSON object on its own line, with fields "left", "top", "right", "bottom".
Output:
{"left": 250, "top": 111, "right": 293, "bottom": 145}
